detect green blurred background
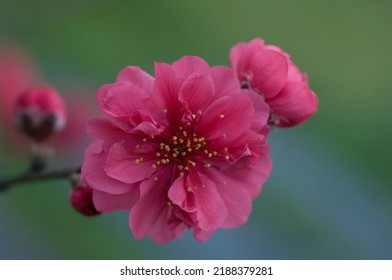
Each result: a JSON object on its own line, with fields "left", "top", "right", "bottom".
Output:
{"left": 0, "top": 0, "right": 391, "bottom": 259}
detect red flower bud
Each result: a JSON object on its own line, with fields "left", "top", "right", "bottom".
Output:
{"left": 14, "top": 86, "right": 67, "bottom": 142}
{"left": 70, "top": 185, "right": 100, "bottom": 217}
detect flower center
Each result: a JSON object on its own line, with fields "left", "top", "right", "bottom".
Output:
{"left": 151, "top": 125, "right": 208, "bottom": 170}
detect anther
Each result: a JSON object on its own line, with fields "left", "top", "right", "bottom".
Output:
{"left": 219, "top": 114, "right": 225, "bottom": 119}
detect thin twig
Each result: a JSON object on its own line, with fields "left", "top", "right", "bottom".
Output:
{"left": 0, "top": 166, "right": 80, "bottom": 192}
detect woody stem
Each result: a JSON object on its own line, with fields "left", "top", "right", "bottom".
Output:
{"left": 0, "top": 166, "right": 80, "bottom": 192}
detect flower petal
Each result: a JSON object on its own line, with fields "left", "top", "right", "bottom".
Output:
{"left": 129, "top": 173, "right": 186, "bottom": 243}
{"left": 242, "top": 89, "right": 270, "bottom": 133}
{"left": 93, "top": 189, "right": 140, "bottom": 212}
{"left": 168, "top": 176, "right": 197, "bottom": 212}
{"left": 116, "top": 66, "right": 154, "bottom": 92}
{"left": 193, "top": 228, "right": 215, "bottom": 242}
{"left": 192, "top": 172, "right": 228, "bottom": 232}
{"left": 87, "top": 117, "right": 132, "bottom": 144}
{"left": 197, "top": 93, "right": 254, "bottom": 142}
{"left": 104, "top": 141, "right": 157, "bottom": 184}
{"left": 204, "top": 167, "right": 252, "bottom": 229}
{"left": 268, "top": 81, "right": 318, "bottom": 127}
{"left": 179, "top": 73, "right": 215, "bottom": 114}
{"left": 81, "top": 141, "right": 134, "bottom": 195}
{"left": 102, "top": 83, "right": 148, "bottom": 118}
{"left": 172, "top": 56, "right": 210, "bottom": 78}
{"left": 230, "top": 38, "right": 265, "bottom": 75}
{"left": 249, "top": 49, "right": 288, "bottom": 99}
{"left": 210, "top": 66, "right": 241, "bottom": 99}
{"left": 153, "top": 62, "right": 183, "bottom": 127}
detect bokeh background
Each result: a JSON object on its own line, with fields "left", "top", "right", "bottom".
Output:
{"left": 0, "top": 0, "right": 391, "bottom": 259}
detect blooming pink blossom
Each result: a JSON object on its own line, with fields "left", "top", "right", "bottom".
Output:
{"left": 14, "top": 86, "right": 67, "bottom": 142}
{"left": 230, "top": 38, "right": 318, "bottom": 127}
{"left": 82, "top": 56, "right": 272, "bottom": 242}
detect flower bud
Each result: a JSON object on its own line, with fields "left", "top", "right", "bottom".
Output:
{"left": 14, "top": 86, "right": 67, "bottom": 142}
{"left": 70, "top": 185, "right": 100, "bottom": 216}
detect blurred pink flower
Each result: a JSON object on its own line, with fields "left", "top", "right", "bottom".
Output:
{"left": 0, "top": 44, "right": 41, "bottom": 126}
{"left": 14, "top": 86, "right": 67, "bottom": 142}
{"left": 82, "top": 56, "right": 272, "bottom": 242}
{"left": 0, "top": 43, "right": 95, "bottom": 156}
{"left": 230, "top": 38, "right": 318, "bottom": 127}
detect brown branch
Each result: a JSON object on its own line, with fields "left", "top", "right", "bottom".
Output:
{"left": 0, "top": 166, "right": 80, "bottom": 192}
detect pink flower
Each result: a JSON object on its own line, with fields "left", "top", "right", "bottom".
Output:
{"left": 14, "top": 86, "right": 67, "bottom": 142}
{"left": 230, "top": 38, "right": 318, "bottom": 127}
{"left": 70, "top": 185, "right": 101, "bottom": 217}
{"left": 0, "top": 44, "right": 41, "bottom": 127}
{"left": 82, "top": 56, "right": 272, "bottom": 242}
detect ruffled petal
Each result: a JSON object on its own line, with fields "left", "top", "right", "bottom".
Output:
{"left": 229, "top": 38, "right": 265, "bottom": 76}
{"left": 129, "top": 172, "right": 186, "bottom": 243}
{"left": 192, "top": 172, "right": 228, "bottom": 232}
{"left": 153, "top": 62, "right": 183, "bottom": 127}
{"left": 172, "top": 56, "right": 210, "bottom": 78}
{"left": 210, "top": 66, "right": 241, "bottom": 99}
{"left": 81, "top": 141, "right": 134, "bottom": 195}
{"left": 242, "top": 89, "right": 270, "bottom": 133}
{"left": 168, "top": 176, "right": 197, "bottom": 212}
{"left": 93, "top": 189, "right": 140, "bottom": 212}
{"left": 249, "top": 49, "right": 288, "bottom": 99}
{"left": 104, "top": 141, "right": 157, "bottom": 184}
{"left": 197, "top": 93, "right": 254, "bottom": 142}
{"left": 179, "top": 73, "right": 215, "bottom": 114}
{"left": 268, "top": 81, "right": 318, "bottom": 127}
{"left": 102, "top": 83, "right": 148, "bottom": 118}
{"left": 193, "top": 228, "right": 215, "bottom": 242}
{"left": 116, "top": 66, "right": 154, "bottom": 92}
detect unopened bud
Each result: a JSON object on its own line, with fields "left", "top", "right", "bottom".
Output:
{"left": 14, "top": 86, "right": 66, "bottom": 142}
{"left": 70, "top": 185, "right": 100, "bottom": 217}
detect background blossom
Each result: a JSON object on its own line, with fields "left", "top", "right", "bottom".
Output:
{"left": 230, "top": 38, "right": 318, "bottom": 127}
